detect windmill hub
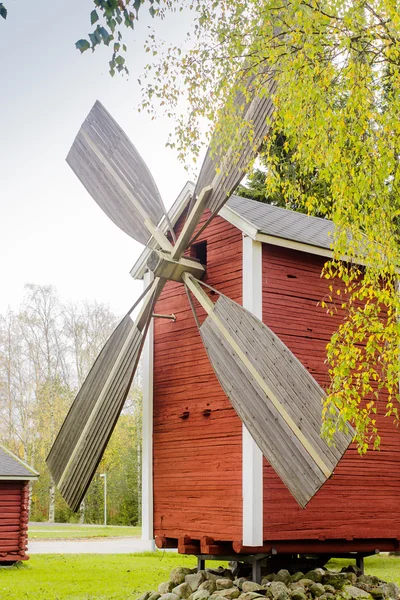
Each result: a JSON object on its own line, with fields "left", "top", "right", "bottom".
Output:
{"left": 146, "top": 249, "right": 205, "bottom": 282}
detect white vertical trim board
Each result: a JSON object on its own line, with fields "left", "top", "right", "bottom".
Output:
{"left": 141, "top": 270, "right": 156, "bottom": 551}
{"left": 242, "top": 235, "right": 264, "bottom": 547}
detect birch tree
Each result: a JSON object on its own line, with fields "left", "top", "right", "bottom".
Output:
{"left": 63, "top": 0, "right": 400, "bottom": 453}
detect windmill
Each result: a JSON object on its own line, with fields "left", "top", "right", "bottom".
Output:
{"left": 47, "top": 83, "right": 353, "bottom": 515}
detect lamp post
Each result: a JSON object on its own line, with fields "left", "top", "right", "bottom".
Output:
{"left": 100, "top": 473, "right": 107, "bottom": 526}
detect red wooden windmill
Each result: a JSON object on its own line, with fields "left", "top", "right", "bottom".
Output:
{"left": 47, "top": 86, "right": 400, "bottom": 576}
{"left": 48, "top": 91, "right": 353, "bottom": 508}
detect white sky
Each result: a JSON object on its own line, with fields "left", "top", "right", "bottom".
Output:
{"left": 0, "top": 1, "right": 196, "bottom": 316}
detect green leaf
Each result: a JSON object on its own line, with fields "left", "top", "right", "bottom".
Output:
{"left": 75, "top": 39, "right": 91, "bottom": 53}
{"left": 90, "top": 9, "right": 99, "bottom": 25}
{"left": 99, "top": 26, "right": 112, "bottom": 46}
{"left": 89, "top": 32, "right": 100, "bottom": 47}
{"left": 0, "top": 3, "right": 7, "bottom": 19}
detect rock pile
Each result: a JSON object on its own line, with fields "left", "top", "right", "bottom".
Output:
{"left": 137, "top": 566, "right": 400, "bottom": 600}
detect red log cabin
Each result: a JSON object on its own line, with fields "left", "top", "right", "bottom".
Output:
{"left": 0, "top": 444, "right": 38, "bottom": 563}
{"left": 131, "top": 182, "right": 400, "bottom": 568}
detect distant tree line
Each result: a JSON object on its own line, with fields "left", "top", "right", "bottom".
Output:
{"left": 0, "top": 284, "right": 142, "bottom": 525}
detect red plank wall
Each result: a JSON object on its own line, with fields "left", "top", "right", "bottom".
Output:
{"left": 152, "top": 209, "right": 400, "bottom": 548}
{"left": 0, "top": 481, "right": 30, "bottom": 561}
{"left": 153, "top": 211, "right": 243, "bottom": 542}
{"left": 262, "top": 244, "right": 400, "bottom": 544}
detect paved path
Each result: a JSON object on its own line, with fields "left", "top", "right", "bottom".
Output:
{"left": 28, "top": 537, "right": 159, "bottom": 554}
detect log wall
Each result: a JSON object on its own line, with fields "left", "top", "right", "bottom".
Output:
{"left": 0, "top": 481, "right": 30, "bottom": 561}
{"left": 153, "top": 211, "right": 243, "bottom": 542}
{"left": 262, "top": 244, "right": 400, "bottom": 542}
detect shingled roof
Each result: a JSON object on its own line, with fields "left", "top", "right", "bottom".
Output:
{"left": 226, "top": 195, "right": 334, "bottom": 251}
{"left": 0, "top": 445, "right": 39, "bottom": 480}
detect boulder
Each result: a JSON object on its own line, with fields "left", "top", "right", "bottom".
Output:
{"left": 187, "top": 574, "right": 207, "bottom": 593}
{"left": 290, "top": 590, "right": 308, "bottom": 600}
{"left": 322, "top": 574, "right": 348, "bottom": 590}
{"left": 324, "top": 587, "right": 336, "bottom": 595}
{"left": 297, "top": 580, "right": 315, "bottom": 589}
{"left": 380, "top": 583, "right": 400, "bottom": 600}
{"left": 171, "top": 569, "right": 194, "bottom": 586}
{"left": 306, "top": 572, "right": 324, "bottom": 584}
{"left": 369, "top": 590, "right": 384, "bottom": 600}
{"left": 149, "top": 594, "right": 162, "bottom": 600}
{"left": 160, "top": 583, "right": 176, "bottom": 595}
{"left": 310, "top": 584, "right": 325, "bottom": 598}
{"left": 200, "top": 582, "right": 217, "bottom": 594}
{"left": 274, "top": 572, "right": 291, "bottom": 585}
{"left": 290, "top": 575, "right": 305, "bottom": 584}
{"left": 138, "top": 593, "right": 152, "bottom": 600}
{"left": 269, "top": 582, "right": 289, "bottom": 600}
{"left": 172, "top": 584, "right": 192, "bottom": 599}
{"left": 234, "top": 579, "right": 249, "bottom": 591}
{"left": 193, "top": 591, "right": 211, "bottom": 600}
{"left": 211, "top": 590, "right": 241, "bottom": 600}
{"left": 239, "top": 594, "right": 266, "bottom": 600}
{"left": 217, "top": 580, "right": 237, "bottom": 591}
{"left": 160, "top": 594, "right": 180, "bottom": 600}
{"left": 340, "top": 585, "right": 374, "bottom": 600}
{"left": 242, "top": 583, "right": 264, "bottom": 593}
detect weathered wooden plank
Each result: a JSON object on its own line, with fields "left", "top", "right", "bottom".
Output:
{"left": 197, "top": 79, "right": 276, "bottom": 217}
{"left": 198, "top": 294, "right": 354, "bottom": 508}
{"left": 47, "top": 315, "right": 144, "bottom": 511}
{"left": 66, "top": 100, "right": 166, "bottom": 245}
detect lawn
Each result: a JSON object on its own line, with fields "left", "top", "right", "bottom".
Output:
{"left": 0, "top": 552, "right": 197, "bottom": 600}
{"left": 28, "top": 524, "right": 141, "bottom": 539}
{"left": 0, "top": 553, "right": 399, "bottom": 600}
{"left": 327, "top": 556, "right": 400, "bottom": 585}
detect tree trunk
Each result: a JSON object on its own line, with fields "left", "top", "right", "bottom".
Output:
{"left": 48, "top": 476, "right": 56, "bottom": 522}
{"left": 79, "top": 499, "right": 86, "bottom": 524}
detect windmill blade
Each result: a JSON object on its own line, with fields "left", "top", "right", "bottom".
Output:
{"left": 184, "top": 275, "right": 354, "bottom": 508}
{"left": 47, "top": 278, "right": 165, "bottom": 511}
{"left": 66, "top": 100, "right": 168, "bottom": 246}
{"left": 173, "top": 75, "right": 276, "bottom": 259}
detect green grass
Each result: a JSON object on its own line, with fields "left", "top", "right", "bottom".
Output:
{"left": 28, "top": 525, "right": 141, "bottom": 540}
{"left": 0, "top": 553, "right": 398, "bottom": 600}
{"left": 327, "top": 556, "right": 400, "bottom": 585}
{"left": 0, "top": 552, "right": 197, "bottom": 600}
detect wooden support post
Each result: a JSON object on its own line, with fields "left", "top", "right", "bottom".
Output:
{"left": 356, "top": 555, "right": 364, "bottom": 574}
{"left": 252, "top": 557, "right": 262, "bottom": 584}
{"left": 197, "top": 557, "right": 205, "bottom": 572}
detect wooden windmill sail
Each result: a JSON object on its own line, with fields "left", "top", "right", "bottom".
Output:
{"left": 47, "top": 82, "right": 354, "bottom": 512}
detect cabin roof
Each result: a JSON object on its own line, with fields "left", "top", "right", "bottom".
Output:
{"left": 0, "top": 444, "right": 39, "bottom": 480}
{"left": 131, "top": 181, "right": 334, "bottom": 280}
{"left": 225, "top": 195, "right": 333, "bottom": 251}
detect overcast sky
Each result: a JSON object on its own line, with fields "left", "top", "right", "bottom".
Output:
{"left": 0, "top": 1, "right": 196, "bottom": 316}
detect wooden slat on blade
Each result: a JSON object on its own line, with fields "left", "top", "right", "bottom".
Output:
{"left": 66, "top": 100, "right": 166, "bottom": 245}
{"left": 199, "top": 296, "right": 353, "bottom": 508}
{"left": 194, "top": 79, "right": 276, "bottom": 217}
{"left": 47, "top": 315, "right": 143, "bottom": 511}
